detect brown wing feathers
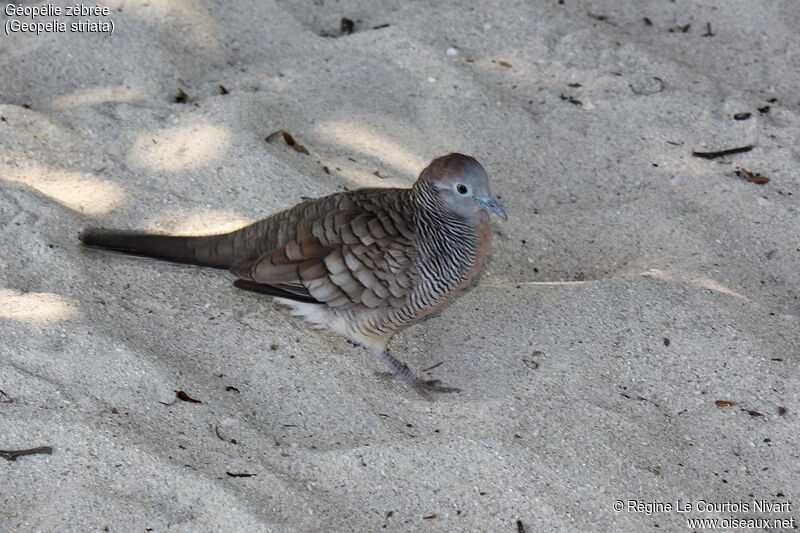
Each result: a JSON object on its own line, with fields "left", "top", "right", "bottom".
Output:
{"left": 231, "top": 194, "right": 417, "bottom": 309}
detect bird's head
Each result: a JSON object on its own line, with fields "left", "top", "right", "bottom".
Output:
{"left": 415, "top": 153, "right": 507, "bottom": 222}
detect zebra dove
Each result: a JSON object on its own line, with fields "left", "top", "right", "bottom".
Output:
{"left": 80, "top": 153, "right": 506, "bottom": 399}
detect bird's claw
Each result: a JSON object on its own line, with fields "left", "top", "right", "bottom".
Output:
{"left": 409, "top": 378, "right": 460, "bottom": 401}
{"left": 419, "top": 379, "right": 460, "bottom": 394}
{"left": 376, "top": 371, "right": 460, "bottom": 399}
{"left": 373, "top": 350, "right": 460, "bottom": 400}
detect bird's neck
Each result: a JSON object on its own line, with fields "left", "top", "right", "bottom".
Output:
{"left": 410, "top": 184, "right": 481, "bottom": 287}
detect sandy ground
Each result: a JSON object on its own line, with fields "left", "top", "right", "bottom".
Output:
{"left": 1, "top": 1, "right": 798, "bottom": 531}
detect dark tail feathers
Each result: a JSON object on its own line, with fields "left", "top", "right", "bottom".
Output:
{"left": 79, "top": 227, "right": 233, "bottom": 269}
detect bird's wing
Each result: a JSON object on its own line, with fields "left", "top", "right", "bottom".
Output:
{"left": 230, "top": 209, "right": 418, "bottom": 309}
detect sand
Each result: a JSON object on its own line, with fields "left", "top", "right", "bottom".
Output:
{"left": 1, "top": 0, "right": 798, "bottom": 531}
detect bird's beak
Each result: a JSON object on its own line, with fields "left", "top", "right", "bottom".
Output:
{"left": 475, "top": 196, "right": 507, "bottom": 220}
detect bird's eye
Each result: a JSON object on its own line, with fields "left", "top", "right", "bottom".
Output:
{"left": 455, "top": 183, "right": 470, "bottom": 195}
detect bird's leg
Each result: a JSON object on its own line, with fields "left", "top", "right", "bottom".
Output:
{"left": 373, "top": 350, "right": 460, "bottom": 400}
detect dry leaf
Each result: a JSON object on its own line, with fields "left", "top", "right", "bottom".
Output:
{"left": 735, "top": 168, "right": 769, "bottom": 184}
{"left": 266, "top": 130, "right": 310, "bottom": 154}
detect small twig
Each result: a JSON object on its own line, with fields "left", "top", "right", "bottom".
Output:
{"left": 1, "top": 446, "right": 53, "bottom": 461}
{"left": 691, "top": 145, "right": 753, "bottom": 159}
{"left": 422, "top": 361, "right": 443, "bottom": 372}
{"left": 703, "top": 22, "right": 714, "bottom": 37}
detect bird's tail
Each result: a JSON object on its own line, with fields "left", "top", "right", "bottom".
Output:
{"left": 79, "top": 227, "right": 239, "bottom": 269}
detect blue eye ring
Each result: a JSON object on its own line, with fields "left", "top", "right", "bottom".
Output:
{"left": 455, "top": 183, "right": 470, "bottom": 195}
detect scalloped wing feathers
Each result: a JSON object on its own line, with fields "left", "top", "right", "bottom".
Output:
{"left": 229, "top": 191, "right": 418, "bottom": 310}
